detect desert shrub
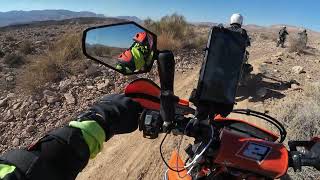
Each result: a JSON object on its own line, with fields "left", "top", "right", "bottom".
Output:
{"left": 19, "top": 40, "right": 34, "bottom": 55}
{"left": 275, "top": 82, "right": 320, "bottom": 139}
{"left": 157, "top": 32, "right": 182, "bottom": 50}
{"left": 144, "top": 14, "right": 202, "bottom": 50}
{"left": 18, "top": 33, "right": 86, "bottom": 93}
{"left": 259, "top": 32, "right": 278, "bottom": 42}
{"left": 5, "top": 36, "right": 16, "bottom": 42}
{"left": 259, "top": 33, "right": 270, "bottom": 40}
{"left": 289, "top": 36, "right": 306, "bottom": 53}
{"left": 183, "top": 34, "right": 208, "bottom": 49}
{"left": 51, "top": 33, "right": 83, "bottom": 63}
{"left": 18, "top": 56, "right": 61, "bottom": 93}
{"left": 3, "top": 53, "right": 26, "bottom": 68}
{"left": 305, "top": 82, "right": 320, "bottom": 105}
{"left": 19, "top": 41, "right": 34, "bottom": 55}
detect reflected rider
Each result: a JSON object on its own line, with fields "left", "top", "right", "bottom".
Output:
{"left": 116, "top": 32, "right": 155, "bottom": 73}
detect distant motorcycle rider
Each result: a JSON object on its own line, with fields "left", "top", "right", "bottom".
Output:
{"left": 277, "top": 26, "right": 289, "bottom": 48}
{"left": 298, "top": 29, "right": 308, "bottom": 47}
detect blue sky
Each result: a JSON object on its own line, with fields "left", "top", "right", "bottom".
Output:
{"left": 0, "top": 0, "right": 319, "bottom": 31}
{"left": 86, "top": 24, "right": 143, "bottom": 48}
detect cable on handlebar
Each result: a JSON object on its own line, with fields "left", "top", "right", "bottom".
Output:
{"left": 160, "top": 131, "right": 187, "bottom": 172}
{"left": 232, "top": 109, "right": 287, "bottom": 143}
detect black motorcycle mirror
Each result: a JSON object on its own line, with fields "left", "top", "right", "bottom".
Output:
{"left": 82, "top": 22, "right": 176, "bottom": 131}
{"left": 82, "top": 22, "right": 158, "bottom": 75}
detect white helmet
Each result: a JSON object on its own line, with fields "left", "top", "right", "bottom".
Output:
{"left": 230, "top": 13, "right": 243, "bottom": 26}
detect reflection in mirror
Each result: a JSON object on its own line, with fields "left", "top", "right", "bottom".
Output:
{"left": 85, "top": 23, "right": 156, "bottom": 75}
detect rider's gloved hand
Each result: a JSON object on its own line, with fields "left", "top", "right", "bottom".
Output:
{"left": 77, "top": 94, "right": 142, "bottom": 141}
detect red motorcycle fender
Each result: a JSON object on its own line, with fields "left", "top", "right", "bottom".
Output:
{"left": 167, "top": 150, "right": 192, "bottom": 180}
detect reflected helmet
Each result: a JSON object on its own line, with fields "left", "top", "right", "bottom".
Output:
{"left": 118, "top": 49, "right": 133, "bottom": 62}
{"left": 133, "top": 32, "right": 154, "bottom": 50}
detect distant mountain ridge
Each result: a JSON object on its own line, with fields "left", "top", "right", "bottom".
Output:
{"left": 0, "top": 10, "right": 144, "bottom": 27}
{"left": 0, "top": 9, "right": 106, "bottom": 27}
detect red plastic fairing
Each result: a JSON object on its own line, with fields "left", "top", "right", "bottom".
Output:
{"left": 125, "top": 78, "right": 161, "bottom": 97}
{"left": 124, "top": 78, "right": 193, "bottom": 113}
{"left": 214, "top": 130, "right": 288, "bottom": 179}
{"left": 167, "top": 151, "right": 192, "bottom": 180}
{"left": 214, "top": 115, "right": 279, "bottom": 142}
{"left": 124, "top": 78, "right": 160, "bottom": 110}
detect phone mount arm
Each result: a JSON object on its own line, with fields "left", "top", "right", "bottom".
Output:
{"left": 157, "top": 50, "right": 177, "bottom": 132}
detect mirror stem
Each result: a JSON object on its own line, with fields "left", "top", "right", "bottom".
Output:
{"left": 157, "top": 50, "right": 177, "bottom": 132}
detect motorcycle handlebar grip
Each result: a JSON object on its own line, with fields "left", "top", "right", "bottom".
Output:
{"left": 157, "top": 51, "right": 176, "bottom": 127}
{"left": 301, "top": 158, "right": 320, "bottom": 170}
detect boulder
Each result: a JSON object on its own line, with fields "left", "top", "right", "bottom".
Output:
{"left": 43, "top": 90, "right": 56, "bottom": 97}
{"left": 5, "top": 76, "right": 14, "bottom": 82}
{"left": 26, "top": 125, "right": 35, "bottom": 133}
{"left": 6, "top": 93, "right": 15, "bottom": 99}
{"left": 97, "top": 79, "right": 110, "bottom": 90}
{"left": 0, "top": 98, "right": 8, "bottom": 108}
{"left": 86, "top": 64, "right": 102, "bottom": 77}
{"left": 46, "top": 96, "right": 59, "bottom": 104}
{"left": 4, "top": 110, "right": 14, "bottom": 121}
{"left": 29, "top": 103, "right": 40, "bottom": 110}
{"left": 290, "top": 83, "right": 301, "bottom": 90}
{"left": 64, "top": 92, "right": 76, "bottom": 105}
{"left": 12, "top": 138, "right": 20, "bottom": 146}
{"left": 292, "top": 66, "right": 305, "bottom": 74}
{"left": 12, "top": 101, "right": 22, "bottom": 110}
{"left": 59, "top": 79, "right": 72, "bottom": 91}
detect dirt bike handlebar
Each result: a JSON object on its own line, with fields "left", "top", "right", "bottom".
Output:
{"left": 288, "top": 140, "right": 320, "bottom": 171}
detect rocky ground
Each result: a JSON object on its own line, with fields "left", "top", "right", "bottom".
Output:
{"left": 0, "top": 19, "right": 320, "bottom": 179}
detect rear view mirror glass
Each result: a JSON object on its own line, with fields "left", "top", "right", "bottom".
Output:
{"left": 83, "top": 22, "right": 157, "bottom": 75}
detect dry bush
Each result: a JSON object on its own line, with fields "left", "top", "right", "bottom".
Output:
{"left": 305, "top": 82, "right": 320, "bottom": 105}
{"left": 19, "top": 40, "right": 34, "bottom": 55}
{"left": 18, "top": 56, "right": 61, "bottom": 93}
{"left": 183, "top": 34, "right": 208, "bottom": 49}
{"left": 144, "top": 14, "right": 203, "bottom": 50}
{"left": 50, "top": 33, "right": 83, "bottom": 63}
{"left": 259, "top": 32, "right": 277, "bottom": 42}
{"left": 275, "top": 82, "right": 320, "bottom": 139}
{"left": 18, "top": 33, "right": 86, "bottom": 93}
{"left": 259, "top": 33, "right": 270, "bottom": 40}
{"left": 289, "top": 36, "right": 306, "bottom": 53}
{"left": 157, "top": 32, "right": 182, "bottom": 50}
{"left": 3, "top": 53, "right": 26, "bottom": 68}
{"left": 5, "top": 36, "right": 16, "bottom": 42}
